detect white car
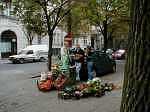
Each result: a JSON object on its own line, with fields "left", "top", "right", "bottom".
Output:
{"left": 9, "top": 45, "right": 48, "bottom": 64}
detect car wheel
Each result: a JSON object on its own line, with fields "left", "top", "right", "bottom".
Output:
{"left": 19, "top": 58, "right": 24, "bottom": 64}
{"left": 40, "top": 57, "right": 46, "bottom": 62}
{"left": 32, "top": 59, "right": 36, "bottom": 62}
{"left": 112, "top": 65, "right": 116, "bottom": 73}
{"left": 12, "top": 60, "right": 16, "bottom": 64}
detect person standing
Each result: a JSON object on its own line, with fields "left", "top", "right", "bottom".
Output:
{"left": 86, "top": 46, "right": 95, "bottom": 80}
{"left": 74, "top": 44, "right": 84, "bottom": 81}
{"left": 60, "top": 46, "right": 70, "bottom": 74}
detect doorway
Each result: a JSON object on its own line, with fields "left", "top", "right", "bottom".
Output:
{"left": 0, "top": 30, "right": 17, "bottom": 58}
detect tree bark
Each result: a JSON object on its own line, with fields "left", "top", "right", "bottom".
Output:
{"left": 37, "top": 35, "right": 42, "bottom": 44}
{"left": 28, "top": 39, "right": 32, "bottom": 45}
{"left": 107, "top": 32, "right": 113, "bottom": 48}
{"left": 120, "top": 0, "right": 150, "bottom": 112}
{"left": 103, "top": 20, "right": 108, "bottom": 51}
{"left": 47, "top": 30, "right": 53, "bottom": 71}
{"left": 27, "top": 32, "right": 33, "bottom": 45}
{"left": 67, "top": 0, "right": 72, "bottom": 33}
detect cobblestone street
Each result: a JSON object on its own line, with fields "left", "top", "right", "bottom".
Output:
{"left": 0, "top": 60, "right": 125, "bottom": 112}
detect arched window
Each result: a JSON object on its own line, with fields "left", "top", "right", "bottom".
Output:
{"left": 0, "top": 30, "right": 17, "bottom": 58}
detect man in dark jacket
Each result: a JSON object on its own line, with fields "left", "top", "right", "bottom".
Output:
{"left": 86, "top": 46, "right": 95, "bottom": 80}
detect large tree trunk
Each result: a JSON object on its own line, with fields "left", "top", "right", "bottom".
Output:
{"left": 107, "top": 31, "right": 113, "bottom": 48}
{"left": 28, "top": 39, "right": 32, "bottom": 45}
{"left": 37, "top": 35, "right": 42, "bottom": 44}
{"left": 27, "top": 32, "right": 33, "bottom": 45}
{"left": 48, "top": 31, "right": 53, "bottom": 71}
{"left": 103, "top": 20, "right": 108, "bottom": 51}
{"left": 67, "top": 0, "right": 72, "bottom": 33}
{"left": 120, "top": 0, "right": 150, "bottom": 112}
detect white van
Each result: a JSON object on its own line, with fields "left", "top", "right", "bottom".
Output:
{"left": 9, "top": 45, "right": 48, "bottom": 64}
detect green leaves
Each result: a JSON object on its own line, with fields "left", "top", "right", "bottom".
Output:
{"left": 0, "top": 2, "right": 4, "bottom": 12}
{"left": 13, "top": 0, "right": 46, "bottom": 44}
{"left": 83, "top": 0, "right": 129, "bottom": 38}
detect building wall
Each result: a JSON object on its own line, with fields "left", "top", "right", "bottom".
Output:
{"left": 0, "top": 15, "right": 27, "bottom": 59}
{"left": 0, "top": 2, "right": 67, "bottom": 57}
{"left": 0, "top": 15, "right": 105, "bottom": 59}
{"left": 93, "top": 34, "right": 104, "bottom": 50}
{"left": 32, "top": 27, "right": 66, "bottom": 56}
{"left": 72, "top": 34, "right": 91, "bottom": 49}
{"left": 71, "top": 33, "right": 104, "bottom": 50}
{"left": 32, "top": 27, "right": 66, "bottom": 48}
{"left": 0, "top": 15, "right": 67, "bottom": 58}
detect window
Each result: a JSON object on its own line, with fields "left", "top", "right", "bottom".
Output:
{"left": 83, "top": 39, "right": 87, "bottom": 45}
{"left": 27, "top": 50, "right": 33, "bottom": 54}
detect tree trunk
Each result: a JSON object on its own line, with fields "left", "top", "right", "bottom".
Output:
{"left": 107, "top": 32, "right": 113, "bottom": 48}
{"left": 38, "top": 35, "right": 42, "bottom": 44}
{"left": 28, "top": 39, "right": 32, "bottom": 45}
{"left": 120, "top": 0, "right": 150, "bottom": 112}
{"left": 103, "top": 20, "right": 108, "bottom": 51}
{"left": 48, "top": 31, "right": 53, "bottom": 71}
{"left": 67, "top": 0, "right": 72, "bottom": 33}
{"left": 27, "top": 32, "right": 33, "bottom": 45}
{"left": 91, "top": 37, "right": 95, "bottom": 48}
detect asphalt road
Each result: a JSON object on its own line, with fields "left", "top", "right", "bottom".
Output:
{"left": 0, "top": 60, "right": 125, "bottom": 112}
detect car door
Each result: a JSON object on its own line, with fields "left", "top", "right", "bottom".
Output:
{"left": 103, "top": 54, "right": 113, "bottom": 72}
{"left": 95, "top": 53, "right": 114, "bottom": 75}
{"left": 26, "top": 50, "right": 35, "bottom": 61}
{"left": 94, "top": 53, "right": 107, "bottom": 75}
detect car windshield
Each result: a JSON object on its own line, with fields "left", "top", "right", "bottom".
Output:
{"left": 18, "top": 50, "right": 28, "bottom": 54}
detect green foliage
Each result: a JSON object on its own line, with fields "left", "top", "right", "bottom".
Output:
{"left": 13, "top": 0, "right": 46, "bottom": 44}
{"left": 14, "top": 0, "right": 70, "bottom": 34}
{"left": 29, "top": 0, "right": 70, "bottom": 71}
{"left": 0, "top": 2, "right": 4, "bottom": 12}
{"left": 60, "top": 0, "right": 129, "bottom": 40}
{"left": 83, "top": 0, "right": 129, "bottom": 36}
{"left": 70, "top": 2, "right": 90, "bottom": 34}
{"left": 32, "top": 0, "right": 70, "bottom": 31}
{"left": 0, "top": 1, "right": 6, "bottom": 13}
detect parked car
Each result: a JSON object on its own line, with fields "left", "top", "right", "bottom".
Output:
{"left": 9, "top": 45, "right": 48, "bottom": 64}
{"left": 93, "top": 51, "right": 116, "bottom": 76}
{"left": 106, "top": 48, "right": 115, "bottom": 58}
{"left": 106, "top": 49, "right": 114, "bottom": 54}
{"left": 112, "top": 49, "right": 126, "bottom": 60}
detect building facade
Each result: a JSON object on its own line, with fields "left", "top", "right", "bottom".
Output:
{"left": 0, "top": 0, "right": 67, "bottom": 58}
{"left": 0, "top": 15, "right": 27, "bottom": 59}
{"left": 0, "top": 1, "right": 104, "bottom": 59}
{"left": 32, "top": 27, "right": 66, "bottom": 56}
{"left": 0, "top": 14, "right": 67, "bottom": 59}
{"left": 71, "top": 26, "right": 104, "bottom": 50}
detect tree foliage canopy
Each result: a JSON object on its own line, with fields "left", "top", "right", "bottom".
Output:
{"left": 13, "top": 0, "right": 70, "bottom": 70}
{"left": 13, "top": 0, "right": 46, "bottom": 44}
{"left": 83, "top": 0, "right": 129, "bottom": 35}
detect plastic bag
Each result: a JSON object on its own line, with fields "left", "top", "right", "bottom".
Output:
{"left": 40, "top": 72, "right": 48, "bottom": 81}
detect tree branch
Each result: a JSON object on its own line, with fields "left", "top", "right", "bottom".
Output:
{"left": 51, "top": 9, "right": 70, "bottom": 31}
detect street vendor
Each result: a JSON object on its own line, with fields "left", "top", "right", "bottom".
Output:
{"left": 74, "top": 44, "right": 85, "bottom": 81}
